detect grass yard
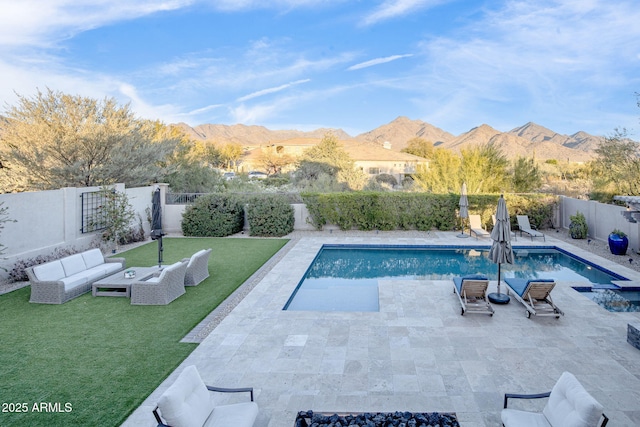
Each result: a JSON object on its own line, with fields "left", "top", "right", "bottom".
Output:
{"left": 0, "top": 237, "right": 288, "bottom": 426}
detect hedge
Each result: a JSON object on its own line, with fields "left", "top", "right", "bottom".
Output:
{"left": 246, "top": 194, "right": 294, "bottom": 237}
{"left": 301, "top": 192, "right": 558, "bottom": 231}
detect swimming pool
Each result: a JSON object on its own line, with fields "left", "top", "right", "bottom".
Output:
{"left": 283, "top": 245, "right": 629, "bottom": 311}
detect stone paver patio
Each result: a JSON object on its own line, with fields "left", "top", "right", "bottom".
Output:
{"left": 122, "top": 232, "right": 640, "bottom": 426}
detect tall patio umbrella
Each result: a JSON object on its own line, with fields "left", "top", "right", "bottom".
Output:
{"left": 457, "top": 182, "right": 469, "bottom": 238}
{"left": 488, "top": 194, "right": 513, "bottom": 304}
{"left": 150, "top": 188, "right": 164, "bottom": 268}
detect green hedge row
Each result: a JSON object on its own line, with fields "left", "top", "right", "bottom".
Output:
{"left": 301, "top": 192, "right": 558, "bottom": 231}
{"left": 181, "top": 193, "right": 294, "bottom": 237}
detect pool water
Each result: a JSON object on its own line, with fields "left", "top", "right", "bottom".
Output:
{"left": 283, "top": 245, "right": 628, "bottom": 312}
{"left": 573, "top": 287, "right": 640, "bottom": 312}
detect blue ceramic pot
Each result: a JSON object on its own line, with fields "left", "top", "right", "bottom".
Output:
{"left": 608, "top": 234, "right": 628, "bottom": 255}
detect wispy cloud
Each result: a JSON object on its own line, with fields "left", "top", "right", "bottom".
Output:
{"left": 237, "top": 79, "right": 311, "bottom": 102}
{"left": 347, "top": 54, "right": 413, "bottom": 71}
{"left": 0, "top": 1, "right": 191, "bottom": 48}
{"left": 210, "top": 0, "right": 346, "bottom": 12}
{"left": 361, "top": 0, "right": 447, "bottom": 26}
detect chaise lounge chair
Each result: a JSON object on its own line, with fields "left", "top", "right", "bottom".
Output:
{"left": 153, "top": 365, "right": 258, "bottom": 427}
{"left": 469, "top": 215, "right": 490, "bottom": 239}
{"left": 502, "top": 371, "right": 608, "bottom": 426}
{"left": 452, "top": 274, "right": 494, "bottom": 316}
{"left": 516, "top": 215, "right": 545, "bottom": 241}
{"left": 504, "top": 278, "right": 564, "bottom": 318}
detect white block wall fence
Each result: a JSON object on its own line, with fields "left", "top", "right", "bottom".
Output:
{"left": 1, "top": 186, "right": 638, "bottom": 282}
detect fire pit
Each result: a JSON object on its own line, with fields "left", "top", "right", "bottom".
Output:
{"left": 294, "top": 411, "right": 460, "bottom": 427}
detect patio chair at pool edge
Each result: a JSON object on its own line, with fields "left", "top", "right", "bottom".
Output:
{"left": 153, "top": 365, "right": 258, "bottom": 427}
{"left": 452, "top": 275, "right": 494, "bottom": 316}
{"left": 502, "top": 371, "right": 609, "bottom": 427}
{"left": 517, "top": 215, "right": 545, "bottom": 241}
{"left": 130, "top": 261, "right": 187, "bottom": 305}
{"left": 182, "top": 248, "right": 212, "bottom": 286}
{"left": 504, "top": 278, "right": 564, "bottom": 318}
{"left": 468, "top": 215, "right": 490, "bottom": 239}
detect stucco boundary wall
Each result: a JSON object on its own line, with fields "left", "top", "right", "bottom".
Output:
{"left": 2, "top": 188, "right": 639, "bottom": 281}
{"left": 0, "top": 184, "right": 157, "bottom": 281}
{"left": 559, "top": 195, "right": 639, "bottom": 252}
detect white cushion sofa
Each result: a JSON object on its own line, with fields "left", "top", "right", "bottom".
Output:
{"left": 26, "top": 248, "right": 125, "bottom": 304}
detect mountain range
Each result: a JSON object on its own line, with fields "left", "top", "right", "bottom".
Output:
{"left": 175, "top": 116, "right": 604, "bottom": 162}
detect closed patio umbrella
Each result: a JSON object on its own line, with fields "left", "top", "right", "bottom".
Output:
{"left": 457, "top": 182, "right": 469, "bottom": 238}
{"left": 151, "top": 188, "right": 164, "bottom": 268}
{"left": 488, "top": 194, "right": 513, "bottom": 304}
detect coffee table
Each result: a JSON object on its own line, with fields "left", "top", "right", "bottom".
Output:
{"left": 92, "top": 266, "right": 161, "bottom": 297}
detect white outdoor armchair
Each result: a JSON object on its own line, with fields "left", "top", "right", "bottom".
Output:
{"left": 502, "top": 371, "right": 608, "bottom": 427}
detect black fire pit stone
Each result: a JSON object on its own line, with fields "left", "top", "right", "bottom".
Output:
{"left": 294, "top": 411, "right": 460, "bottom": 427}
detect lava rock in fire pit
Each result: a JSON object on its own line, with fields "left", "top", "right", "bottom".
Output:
{"left": 294, "top": 410, "right": 460, "bottom": 427}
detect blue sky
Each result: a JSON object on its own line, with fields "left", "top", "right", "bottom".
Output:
{"left": 1, "top": 0, "right": 639, "bottom": 138}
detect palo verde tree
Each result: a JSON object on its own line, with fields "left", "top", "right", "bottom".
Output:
{"left": 295, "top": 133, "right": 367, "bottom": 190}
{"left": 591, "top": 127, "right": 640, "bottom": 197}
{"left": 512, "top": 156, "right": 542, "bottom": 192}
{"left": 0, "top": 89, "right": 181, "bottom": 191}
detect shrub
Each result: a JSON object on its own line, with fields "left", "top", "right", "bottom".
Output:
{"left": 9, "top": 247, "right": 80, "bottom": 282}
{"left": 302, "top": 192, "right": 558, "bottom": 232}
{"left": 569, "top": 211, "right": 588, "bottom": 239}
{"left": 246, "top": 195, "right": 294, "bottom": 237}
{"left": 181, "top": 194, "right": 244, "bottom": 237}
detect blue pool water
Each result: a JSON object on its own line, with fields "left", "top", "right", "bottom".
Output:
{"left": 283, "top": 245, "right": 629, "bottom": 312}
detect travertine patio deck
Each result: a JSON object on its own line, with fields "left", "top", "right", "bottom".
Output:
{"left": 122, "top": 232, "right": 640, "bottom": 426}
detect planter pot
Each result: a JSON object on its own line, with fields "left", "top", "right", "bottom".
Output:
{"left": 608, "top": 234, "right": 629, "bottom": 255}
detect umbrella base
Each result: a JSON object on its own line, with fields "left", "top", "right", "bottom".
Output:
{"left": 456, "top": 233, "right": 469, "bottom": 238}
{"left": 488, "top": 292, "right": 510, "bottom": 304}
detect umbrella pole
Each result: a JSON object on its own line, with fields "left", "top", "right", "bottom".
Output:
{"left": 488, "top": 262, "right": 510, "bottom": 304}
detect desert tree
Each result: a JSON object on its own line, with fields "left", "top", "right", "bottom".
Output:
{"left": 512, "top": 157, "right": 542, "bottom": 192}
{"left": 592, "top": 128, "right": 640, "bottom": 196}
{"left": 460, "top": 143, "right": 509, "bottom": 194}
{"left": 255, "top": 146, "right": 295, "bottom": 175}
{"left": 296, "top": 133, "right": 366, "bottom": 190}
{"left": 401, "top": 137, "right": 434, "bottom": 159}
{"left": 412, "top": 148, "right": 461, "bottom": 193}
{"left": 0, "top": 89, "right": 181, "bottom": 191}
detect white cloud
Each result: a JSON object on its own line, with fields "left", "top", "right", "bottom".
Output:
{"left": 0, "top": 0, "right": 191, "bottom": 48}
{"left": 237, "top": 79, "right": 311, "bottom": 102}
{"left": 347, "top": 54, "right": 413, "bottom": 71}
{"left": 361, "top": 0, "right": 447, "bottom": 26}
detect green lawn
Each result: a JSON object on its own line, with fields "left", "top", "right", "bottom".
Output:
{"left": 0, "top": 237, "right": 287, "bottom": 426}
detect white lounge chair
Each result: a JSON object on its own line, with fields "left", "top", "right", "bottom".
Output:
{"left": 468, "top": 215, "right": 490, "bottom": 239}
{"left": 504, "top": 278, "right": 564, "bottom": 318}
{"left": 452, "top": 275, "right": 494, "bottom": 316}
{"left": 153, "top": 365, "right": 258, "bottom": 427}
{"left": 516, "top": 215, "right": 545, "bottom": 241}
{"left": 502, "top": 371, "right": 608, "bottom": 426}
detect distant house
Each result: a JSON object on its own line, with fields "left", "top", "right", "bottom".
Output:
{"left": 239, "top": 138, "right": 429, "bottom": 184}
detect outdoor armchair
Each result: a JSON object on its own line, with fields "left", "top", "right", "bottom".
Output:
{"left": 182, "top": 248, "right": 212, "bottom": 286}
{"left": 131, "top": 261, "right": 187, "bottom": 305}
{"left": 153, "top": 365, "right": 258, "bottom": 427}
{"left": 502, "top": 371, "right": 608, "bottom": 427}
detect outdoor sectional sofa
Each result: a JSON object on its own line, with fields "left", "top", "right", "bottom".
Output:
{"left": 26, "top": 248, "right": 125, "bottom": 304}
